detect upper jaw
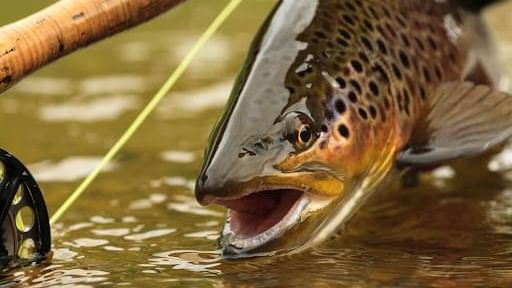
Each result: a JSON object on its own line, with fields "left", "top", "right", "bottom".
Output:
{"left": 196, "top": 170, "right": 344, "bottom": 206}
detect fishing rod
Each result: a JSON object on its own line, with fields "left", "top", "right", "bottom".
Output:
{"left": 0, "top": 0, "right": 241, "bottom": 269}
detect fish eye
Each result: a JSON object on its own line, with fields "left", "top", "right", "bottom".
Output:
{"left": 298, "top": 125, "right": 312, "bottom": 145}
{"left": 282, "top": 112, "right": 318, "bottom": 151}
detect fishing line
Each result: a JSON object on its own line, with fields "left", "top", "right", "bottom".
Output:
{"left": 49, "top": 0, "right": 243, "bottom": 226}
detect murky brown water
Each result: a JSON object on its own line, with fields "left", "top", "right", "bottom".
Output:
{"left": 1, "top": 1, "right": 512, "bottom": 287}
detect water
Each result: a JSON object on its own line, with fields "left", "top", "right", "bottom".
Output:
{"left": 1, "top": 1, "right": 512, "bottom": 287}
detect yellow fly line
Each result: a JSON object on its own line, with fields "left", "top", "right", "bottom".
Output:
{"left": 50, "top": 0, "right": 243, "bottom": 226}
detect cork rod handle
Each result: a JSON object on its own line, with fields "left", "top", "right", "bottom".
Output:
{"left": 0, "top": 0, "right": 186, "bottom": 94}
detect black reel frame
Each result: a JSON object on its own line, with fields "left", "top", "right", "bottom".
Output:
{"left": 0, "top": 149, "right": 50, "bottom": 268}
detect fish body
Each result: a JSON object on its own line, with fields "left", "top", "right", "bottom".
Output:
{"left": 195, "top": 0, "right": 511, "bottom": 256}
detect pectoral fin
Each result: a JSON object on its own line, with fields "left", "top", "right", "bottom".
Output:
{"left": 397, "top": 81, "right": 512, "bottom": 166}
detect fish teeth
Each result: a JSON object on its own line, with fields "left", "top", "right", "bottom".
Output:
{"left": 221, "top": 196, "right": 310, "bottom": 255}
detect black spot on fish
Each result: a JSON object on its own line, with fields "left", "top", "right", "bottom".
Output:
{"left": 392, "top": 63, "right": 402, "bottom": 79}
{"left": 428, "top": 36, "right": 437, "bottom": 50}
{"left": 423, "top": 66, "right": 431, "bottom": 83}
{"left": 343, "top": 14, "right": 356, "bottom": 26}
{"left": 335, "top": 99, "right": 347, "bottom": 114}
{"left": 420, "top": 85, "right": 427, "bottom": 100}
{"left": 434, "top": 65, "right": 443, "bottom": 81}
{"left": 345, "top": 2, "right": 356, "bottom": 12}
{"left": 338, "top": 124, "right": 350, "bottom": 138}
{"left": 399, "top": 51, "right": 410, "bottom": 69}
{"left": 369, "top": 81, "right": 379, "bottom": 96}
{"left": 373, "top": 64, "right": 390, "bottom": 84}
{"left": 348, "top": 91, "right": 358, "bottom": 103}
{"left": 321, "top": 124, "right": 329, "bottom": 133}
{"left": 339, "top": 29, "right": 351, "bottom": 40}
{"left": 428, "top": 24, "right": 436, "bottom": 34}
{"left": 396, "top": 15, "right": 406, "bottom": 27}
{"left": 401, "top": 33, "right": 410, "bottom": 47}
{"left": 415, "top": 37, "right": 425, "bottom": 51}
{"left": 350, "top": 80, "right": 362, "bottom": 94}
{"left": 413, "top": 20, "right": 422, "bottom": 29}
{"left": 351, "top": 60, "right": 363, "bottom": 73}
{"left": 377, "top": 39, "right": 387, "bottom": 55}
{"left": 369, "top": 6, "right": 379, "bottom": 19}
{"left": 396, "top": 90, "right": 403, "bottom": 104}
{"left": 353, "top": 1, "right": 364, "bottom": 9}
{"left": 377, "top": 25, "right": 387, "bottom": 40}
{"left": 336, "top": 77, "right": 346, "bottom": 89}
{"left": 379, "top": 105, "right": 387, "bottom": 122}
{"left": 382, "top": 6, "right": 392, "bottom": 18}
{"left": 404, "top": 104, "right": 410, "bottom": 116}
{"left": 384, "top": 97, "right": 391, "bottom": 110}
{"left": 358, "top": 108, "right": 368, "bottom": 120}
{"left": 369, "top": 105, "right": 377, "bottom": 119}
{"left": 336, "top": 38, "right": 349, "bottom": 47}
{"left": 385, "top": 22, "right": 397, "bottom": 39}
{"left": 363, "top": 19, "right": 374, "bottom": 31}
{"left": 361, "top": 36, "right": 373, "bottom": 51}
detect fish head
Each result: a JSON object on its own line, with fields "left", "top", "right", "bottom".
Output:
{"left": 195, "top": 0, "right": 395, "bottom": 257}
{"left": 195, "top": 106, "right": 363, "bottom": 257}
{"left": 195, "top": 89, "right": 375, "bottom": 257}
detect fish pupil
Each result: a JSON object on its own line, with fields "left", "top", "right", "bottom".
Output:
{"left": 299, "top": 126, "right": 312, "bottom": 144}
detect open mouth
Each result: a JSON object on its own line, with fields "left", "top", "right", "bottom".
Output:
{"left": 215, "top": 189, "right": 309, "bottom": 255}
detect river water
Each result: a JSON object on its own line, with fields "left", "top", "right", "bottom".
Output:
{"left": 1, "top": 1, "right": 512, "bottom": 287}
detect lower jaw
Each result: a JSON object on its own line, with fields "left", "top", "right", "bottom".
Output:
{"left": 219, "top": 194, "right": 310, "bottom": 257}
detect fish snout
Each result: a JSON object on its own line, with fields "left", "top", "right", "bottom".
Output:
{"left": 196, "top": 140, "right": 283, "bottom": 206}
{"left": 195, "top": 173, "right": 222, "bottom": 206}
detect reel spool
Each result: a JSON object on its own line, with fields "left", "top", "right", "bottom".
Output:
{"left": 0, "top": 149, "right": 50, "bottom": 268}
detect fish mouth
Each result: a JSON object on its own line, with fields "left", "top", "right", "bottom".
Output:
{"left": 214, "top": 188, "right": 311, "bottom": 256}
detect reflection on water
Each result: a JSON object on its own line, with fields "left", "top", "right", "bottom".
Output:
{"left": 149, "top": 250, "right": 222, "bottom": 275}
{"left": 157, "top": 80, "right": 233, "bottom": 119}
{"left": 1, "top": 1, "right": 512, "bottom": 287}
{"left": 30, "top": 157, "right": 116, "bottom": 182}
{"left": 39, "top": 95, "right": 138, "bottom": 123}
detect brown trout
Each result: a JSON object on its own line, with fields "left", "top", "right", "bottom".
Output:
{"left": 195, "top": 0, "right": 512, "bottom": 257}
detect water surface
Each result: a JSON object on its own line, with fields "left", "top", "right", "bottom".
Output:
{"left": 1, "top": 1, "right": 512, "bottom": 287}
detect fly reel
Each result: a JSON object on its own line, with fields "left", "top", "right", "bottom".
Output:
{"left": 0, "top": 149, "right": 50, "bottom": 268}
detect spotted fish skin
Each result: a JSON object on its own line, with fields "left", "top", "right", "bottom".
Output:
{"left": 198, "top": 0, "right": 488, "bottom": 197}
{"left": 195, "top": 0, "right": 508, "bottom": 255}
{"left": 281, "top": 0, "right": 480, "bottom": 178}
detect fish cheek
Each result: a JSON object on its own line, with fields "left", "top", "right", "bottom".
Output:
{"left": 322, "top": 113, "right": 371, "bottom": 180}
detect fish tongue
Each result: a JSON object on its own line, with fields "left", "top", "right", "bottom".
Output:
{"left": 217, "top": 191, "right": 280, "bottom": 214}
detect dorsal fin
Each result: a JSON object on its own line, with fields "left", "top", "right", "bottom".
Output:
{"left": 397, "top": 81, "right": 512, "bottom": 166}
